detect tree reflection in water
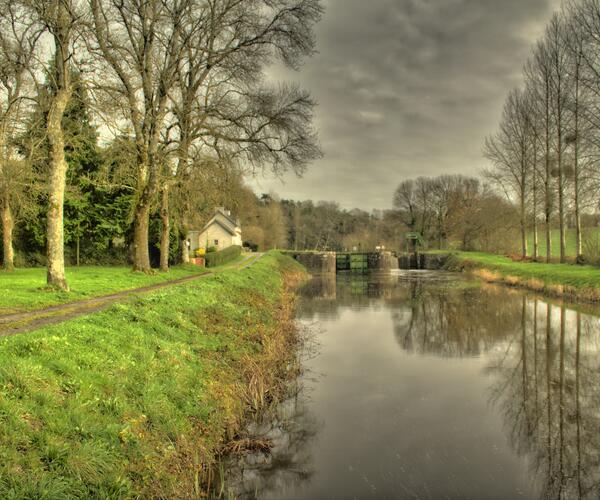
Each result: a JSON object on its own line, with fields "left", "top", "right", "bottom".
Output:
{"left": 389, "top": 273, "right": 600, "bottom": 498}
{"left": 223, "top": 272, "right": 600, "bottom": 499}
{"left": 487, "top": 300, "right": 600, "bottom": 499}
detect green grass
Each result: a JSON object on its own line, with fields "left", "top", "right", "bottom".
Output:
{"left": 0, "top": 264, "right": 216, "bottom": 314}
{"left": 449, "top": 251, "right": 600, "bottom": 290}
{"left": 526, "top": 227, "right": 600, "bottom": 257}
{"left": 0, "top": 252, "right": 306, "bottom": 498}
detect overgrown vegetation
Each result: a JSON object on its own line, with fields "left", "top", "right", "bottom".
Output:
{"left": 0, "top": 252, "right": 307, "bottom": 498}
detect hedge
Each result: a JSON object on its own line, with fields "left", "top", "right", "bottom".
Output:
{"left": 205, "top": 245, "right": 242, "bottom": 268}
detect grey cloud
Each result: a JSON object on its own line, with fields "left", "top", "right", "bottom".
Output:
{"left": 252, "top": 0, "right": 563, "bottom": 210}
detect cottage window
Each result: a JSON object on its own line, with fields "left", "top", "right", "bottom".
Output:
{"left": 214, "top": 239, "right": 219, "bottom": 246}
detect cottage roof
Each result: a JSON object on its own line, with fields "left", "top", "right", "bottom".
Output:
{"left": 199, "top": 208, "right": 240, "bottom": 236}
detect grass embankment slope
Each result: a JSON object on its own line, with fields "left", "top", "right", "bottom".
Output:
{"left": 0, "top": 252, "right": 306, "bottom": 498}
{"left": 0, "top": 265, "right": 215, "bottom": 314}
{"left": 448, "top": 251, "right": 600, "bottom": 301}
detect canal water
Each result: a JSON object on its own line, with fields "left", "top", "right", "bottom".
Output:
{"left": 223, "top": 271, "right": 600, "bottom": 499}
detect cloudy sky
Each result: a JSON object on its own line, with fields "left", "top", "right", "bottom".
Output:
{"left": 251, "top": 0, "right": 562, "bottom": 211}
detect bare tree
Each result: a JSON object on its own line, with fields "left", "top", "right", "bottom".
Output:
{"left": 564, "top": 13, "right": 586, "bottom": 260}
{"left": 0, "top": 2, "right": 40, "bottom": 270}
{"left": 546, "top": 13, "right": 572, "bottom": 263}
{"left": 484, "top": 88, "right": 532, "bottom": 258}
{"left": 568, "top": 0, "right": 600, "bottom": 259}
{"left": 526, "top": 40, "right": 555, "bottom": 262}
{"left": 88, "top": 0, "right": 191, "bottom": 272}
{"left": 19, "top": 0, "right": 81, "bottom": 290}
{"left": 163, "top": 0, "right": 322, "bottom": 269}
{"left": 393, "top": 177, "right": 435, "bottom": 250}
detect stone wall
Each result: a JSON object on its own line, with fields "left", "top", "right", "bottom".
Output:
{"left": 288, "top": 252, "right": 337, "bottom": 274}
{"left": 367, "top": 251, "right": 399, "bottom": 271}
{"left": 398, "top": 253, "right": 452, "bottom": 270}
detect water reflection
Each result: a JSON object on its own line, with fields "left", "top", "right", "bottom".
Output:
{"left": 222, "top": 272, "right": 600, "bottom": 499}
{"left": 488, "top": 300, "right": 600, "bottom": 499}
{"left": 223, "top": 393, "right": 320, "bottom": 499}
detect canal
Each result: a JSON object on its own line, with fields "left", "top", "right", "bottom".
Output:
{"left": 223, "top": 270, "right": 600, "bottom": 499}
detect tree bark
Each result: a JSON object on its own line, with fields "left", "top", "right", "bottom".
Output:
{"left": 520, "top": 155, "right": 528, "bottom": 259}
{"left": 533, "top": 141, "right": 539, "bottom": 260}
{"left": 45, "top": 3, "right": 72, "bottom": 291}
{"left": 520, "top": 200, "right": 527, "bottom": 259}
{"left": 132, "top": 199, "right": 151, "bottom": 272}
{"left": 1, "top": 198, "right": 14, "bottom": 271}
{"left": 159, "top": 184, "right": 170, "bottom": 272}
{"left": 544, "top": 76, "right": 552, "bottom": 263}
{"left": 556, "top": 60, "right": 566, "bottom": 264}
{"left": 46, "top": 84, "right": 70, "bottom": 290}
{"left": 574, "top": 60, "right": 582, "bottom": 261}
{"left": 557, "top": 138, "right": 566, "bottom": 263}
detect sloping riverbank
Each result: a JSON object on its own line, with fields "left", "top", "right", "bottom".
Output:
{"left": 0, "top": 253, "right": 307, "bottom": 498}
{"left": 446, "top": 251, "right": 600, "bottom": 303}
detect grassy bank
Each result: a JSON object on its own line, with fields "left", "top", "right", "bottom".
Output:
{"left": 0, "top": 265, "right": 216, "bottom": 314}
{"left": 447, "top": 251, "right": 600, "bottom": 302}
{"left": 0, "top": 252, "right": 307, "bottom": 498}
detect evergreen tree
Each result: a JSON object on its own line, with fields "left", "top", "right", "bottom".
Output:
{"left": 18, "top": 69, "right": 132, "bottom": 265}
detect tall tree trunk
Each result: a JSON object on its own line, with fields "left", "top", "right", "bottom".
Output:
{"left": 533, "top": 147, "right": 539, "bottom": 261}
{"left": 132, "top": 199, "right": 151, "bottom": 272}
{"left": 520, "top": 195, "right": 527, "bottom": 259}
{"left": 1, "top": 197, "right": 14, "bottom": 271}
{"left": 545, "top": 79, "right": 552, "bottom": 263}
{"left": 176, "top": 142, "right": 190, "bottom": 265}
{"left": 520, "top": 156, "right": 528, "bottom": 259}
{"left": 558, "top": 152, "right": 566, "bottom": 263}
{"left": 159, "top": 184, "right": 170, "bottom": 272}
{"left": 557, "top": 72, "right": 566, "bottom": 264}
{"left": 132, "top": 132, "right": 162, "bottom": 272}
{"left": 45, "top": 5, "right": 72, "bottom": 291}
{"left": 46, "top": 87, "right": 70, "bottom": 291}
{"left": 0, "top": 133, "right": 14, "bottom": 271}
{"left": 574, "top": 63, "right": 582, "bottom": 261}
{"left": 76, "top": 233, "right": 80, "bottom": 267}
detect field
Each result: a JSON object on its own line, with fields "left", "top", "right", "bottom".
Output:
{"left": 526, "top": 227, "right": 600, "bottom": 257}
{"left": 0, "top": 252, "right": 306, "bottom": 497}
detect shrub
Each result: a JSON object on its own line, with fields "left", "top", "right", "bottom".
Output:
{"left": 204, "top": 245, "right": 242, "bottom": 268}
{"left": 206, "top": 246, "right": 217, "bottom": 253}
{"left": 195, "top": 248, "right": 206, "bottom": 257}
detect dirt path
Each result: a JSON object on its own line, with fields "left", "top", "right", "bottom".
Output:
{"left": 0, "top": 254, "right": 262, "bottom": 337}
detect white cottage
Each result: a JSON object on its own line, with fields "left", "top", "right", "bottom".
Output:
{"left": 188, "top": 208, "right": 242, "bottom": 253}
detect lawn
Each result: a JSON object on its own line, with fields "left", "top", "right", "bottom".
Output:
{"left": 0, "top": 252, "right": 306, "bottom": 498}
{"left": 526, "top": 227, "right": 600, "bottom": 257}
{"left": 0, "top": 265, "right": 211, "bottom": 314}
{"left": 450, "top": 251, "right": 600, "bottom": 290}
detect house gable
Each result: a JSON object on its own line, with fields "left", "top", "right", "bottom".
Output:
{"left": 188, "top": 208, "right": 242, "bottom": 252}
